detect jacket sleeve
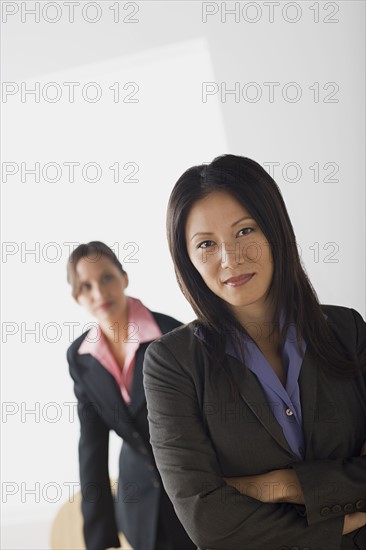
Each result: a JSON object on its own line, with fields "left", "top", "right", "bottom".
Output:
{"left": 290, "top": 308, "right": 366, "bottom": 526}
{"left": 143, "top": 339, "right": 345, "bottom": 550}
{"left": 67, "top": 348, "right": 121, "bottom": 550}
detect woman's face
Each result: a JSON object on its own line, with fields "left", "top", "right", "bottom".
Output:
{"left": 75, "top": 255, "right": 128, "bottom": 322}
{"left": 185, "top": 190, "right": 274, "bottom": 319}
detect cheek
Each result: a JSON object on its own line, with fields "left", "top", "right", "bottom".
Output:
{"left": 77, "top": 297, "right": 89, "bottom": 309}
{"left": 190, "top": 253, "right": 210, "bottom": 279}
{"left": 245, "top": 245, "right": 259, "bottom": 263}
{"left": 244, "top": 241, "right": 268, "bottom": 263}
{"left": 111, "top": 282, "right": 123, "bottom": 293}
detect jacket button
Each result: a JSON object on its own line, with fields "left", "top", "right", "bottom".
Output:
{"left": 344, "top": 503, "right": 354, "bottom": 513}
{"left": 285, "top": 408, "right": 293, "bottom": 416}
{"left": 320, "top": 506, "right": 330, "bottom": 516}
{"left": 277, "top": 546, "right": 288, "bottom": 550}
{"left": 147, "top": 464, "right": 154, "bottom": 471}
{"left": 356, "top": 499, "right": 365, "bottom": 510}
{"left": 153, "top": 480, "right": 160, "bottom": 488}
{"left": 289, "top": 547, "right": 300, "bottom": 550}
{"left": 331, "top": 504, "right": 342, "bottom": 513}
{"left": 132, "top": 431, "right": 139, "bottom": 438}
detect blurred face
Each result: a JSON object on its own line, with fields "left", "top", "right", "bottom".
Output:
{"left": 75, "top": 255, "right": 128, "bottom": 322}
{"left": 185, "top": 191, "right": 274, "bottom": 321}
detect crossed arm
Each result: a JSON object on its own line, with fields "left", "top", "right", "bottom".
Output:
{"left": 224, "top": 441, "right": 366, "bottom": 535}
{"left": 223, "top": 305, "right": 366, "bottom": 537}
{"left": 224, "top": 467, "right": 305, "bottom": 504}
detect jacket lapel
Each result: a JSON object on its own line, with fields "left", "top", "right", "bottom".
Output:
{"left": 77, "top": 342, "right": 151, "bottom": 422}
{"left": 225, "top": 346, "right": 318, "bottom": 460}
{"left": 128, "top": 342, "right": 150, "bottom": 416}
{"left": 225, "top": 353, "right": 296, "bottom": 457}
{"left": 76, "top": 354, "right": 133, "bottom": 430}
{"left": 297, "top": 346, "right": 319, "bottom": 458}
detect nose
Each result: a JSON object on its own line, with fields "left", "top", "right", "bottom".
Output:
{"left": 220, "top": 241, "right": 242, "bottom": 269}
{"left": 91, "top": 283, "right": 105, "bottom": 302}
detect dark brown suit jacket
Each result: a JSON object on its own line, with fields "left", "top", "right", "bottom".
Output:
{"left": 143, "top": 305, "right": 366, "bottom": 550}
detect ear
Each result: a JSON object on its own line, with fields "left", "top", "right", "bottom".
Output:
{"left": 123, "top": 272, "right": 129, "bottom": 289}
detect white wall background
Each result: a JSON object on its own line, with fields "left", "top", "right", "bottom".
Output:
{"left": 1, "top": 1, "right": 365, "bottom": 548}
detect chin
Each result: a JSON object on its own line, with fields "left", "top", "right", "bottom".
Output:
{"left": 98, "top": 309, "right": 116, "bottom": 320}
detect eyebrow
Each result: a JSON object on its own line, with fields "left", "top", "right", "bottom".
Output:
{"left": 189, "top": 216, "right": 255, "bottom": 241}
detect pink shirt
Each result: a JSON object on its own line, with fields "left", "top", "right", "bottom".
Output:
{"left": 78, "top": 296, "right": 162, "bottom": 404}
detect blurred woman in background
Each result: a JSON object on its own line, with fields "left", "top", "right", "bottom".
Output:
{"left": 66, "top": 241, "right": 196, "bottom": 550}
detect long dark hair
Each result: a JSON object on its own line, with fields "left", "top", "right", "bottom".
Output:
{"left": 166, "top": 154, "right": 361, "bottom": 378}
{"left": 67, "top": 241, "right": 127, "bottom": 300}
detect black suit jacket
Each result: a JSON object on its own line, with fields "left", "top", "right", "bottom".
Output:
{"left": 67, "top": 311, "right": 196, "bottom": 550}
{"left": 143, "top": 305, "right": 366, "bottom": 550}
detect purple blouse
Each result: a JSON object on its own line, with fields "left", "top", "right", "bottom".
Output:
{"left": 194, "top": 311, "right": 322, "bottom": 460}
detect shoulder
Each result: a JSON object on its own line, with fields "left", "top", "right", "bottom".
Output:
{"left": 320, "top": 303, "right": 365, "bottom": 329}
{"left": 144, "top": 321, "right": 205, "bottom": 371}
{"left": 150, "top": 310, "right": 185, "bottom": 334}
{"left": 143, "top": 322, "right": 208, "bottom": 392}
{"left": 320, "top": 304, "right": 366, "bottom": 352}
{"left": 149, "top": 320, "right": 199, "bottom": 349}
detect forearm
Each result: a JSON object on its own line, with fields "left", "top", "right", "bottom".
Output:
{"left": 291, "top": 456, "right": 366, "bottom": 525}
{"left": 225, "top": 454, "right": 366, "bottom": 528}
{"left": 224, "top": 471, "right": 366, "bottom": 537}
{"left": 79, "top": 433, "right": 120, "bottom": 549}
{"left": 71, "top": 374, "right": 119, "bottom": 549}
{"left": 225, "top": 440, "right": 366, "bottom": 507}
{"left": 224, "top": 468, "right": 304, "bottom": 504}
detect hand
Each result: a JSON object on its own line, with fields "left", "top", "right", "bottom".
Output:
{"left": 343, "top": 512, "right": 366, "bottom": 535}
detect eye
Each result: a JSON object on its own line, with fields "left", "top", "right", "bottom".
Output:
{"left": 80, "top": 282, "right": 91, "bottom": 292}
{"left": 102, "top": 274, "right": 114, "bottom": 282}
{"left": 197, "top": 240, "right": 216, "bottom": 249}
{"left": 237, "top": 227, "right": 254, "bottom": 237}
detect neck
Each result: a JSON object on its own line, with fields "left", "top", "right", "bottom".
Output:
{"left": 233, "top": 301, "right": 280, "bottom": 351}
{"left": 99, "top": 306, "right": 129, "bottom": 347}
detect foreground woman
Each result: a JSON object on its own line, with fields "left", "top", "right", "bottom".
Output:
{"left": 143, "top": 155, "right": 366, "bottom": 550}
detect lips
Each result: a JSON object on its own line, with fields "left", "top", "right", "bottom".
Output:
{"left": 224, "top": 273, "right": 255, "bottom": 287}
{"left": 98, "top": 301, "right": 114, "bottom": 310}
